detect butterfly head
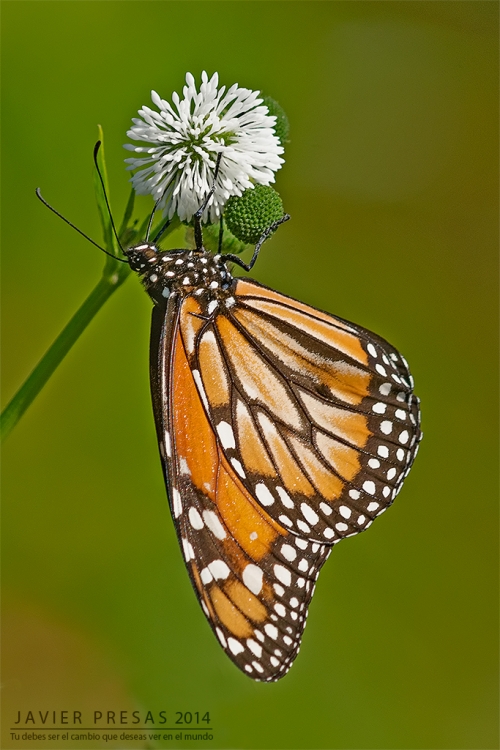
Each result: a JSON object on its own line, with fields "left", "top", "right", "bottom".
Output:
{"left": 124, "top": 242, "right": 234, "bottom": 306}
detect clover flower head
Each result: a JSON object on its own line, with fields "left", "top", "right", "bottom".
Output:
{"left": 124, "top": 72, "right": 285, "bottom": 223}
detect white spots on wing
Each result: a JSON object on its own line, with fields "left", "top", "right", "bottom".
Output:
{"left": 295, "top": 538, "right": 308, "bottom": 550}
{"left": 296, "top": 577, "right": 306, "bottom": 587}
{"left": 274, "top": 583, "right": 284, "bottom": 596}
{"left": 200, "top": 567, "right": 213, "bottom": 585}
{"left": 363, "top": 480, "right": 376, "bottom": 495}
{"left": 387, "top": 467, "right": 397, "bottom": 480}
{"left": 192, "top": 369, "right": 210, "bottom": 411}
{"left": 283, "top": 635, "right": 293, "bottom": 646}
{"left": 249, "top": 531, "right": 258, "bottom": 541}
{"left": 203, "top": 509, "right": 226, "bottom": 539}
{"left": 396, "top": 391, "right": 406, "bottom": 402}
{"left": 265, "top": 623, "right": 278, "bottom": 639}
{"left": 376, "top": 364, "right": 387, "bottom": 376}
{"left": 296, "top": 520, "right": 311, "bottom": 534}
{"left": 323, "top": 527, "right": 335, "bottom": 539}
{"left": 377, "top": 445, "right": 389, "bottom": 458}
{"left": 255, "top": 483, "right": 275, "bottom": 506}
{"left": 274, "top": 603, "right": 286, "bottom": 617}
{"left": 395, "top": 409, "right": 406, "bottom": 420}
{"left": 367, "top": 343, "right": 377, "bottom": 357}
{"left": 208, "top": 559, "right": 230, "bottom": 580}
{"left": 225, "top": 296, "right": 236, "bottom": 308}
{"left": 357, "top": 515, "right": 366, "bottom": 525}
{"left": 207, "top": 300, "right": 218, "bottom": 315}
{"left": 335, "top": 522, "right": 348, "bottom": 532}
{"left": 297, "top": 558, "right": 309, "bottom": 573}
{"left": 349, "top": 489, "right": 360, "bottom": 500}
{"left": 379, "top": 382, "right": 392, "bottom": 396}
{"left": 179, "top": 456, "right": 191, "bottom": 475}
{"left": 247, "top": 639, "right": 263, "bottom": 658}
{"left": 399, "top": 430, "right": 410, "bottom": 444}
{"left": 380, "top": 420, "right": 393, "bottom": 435}
{"left": 188, "top": 506, "right": 204, "bottom": 530}
{"left": 368, "top": 458, "right": 380, "bottom": 469}
{"left": 397, "top": 448, "right": 406, "bottom": 461}
{"left": 172, "top": 488, "right": 182, "bottom": 518}
{"left": 216, "top": 628, "right": 227, "bottom": 648}
{"left": 278, "top": 515, "right": 293, "bottom": 527}
{"left": 252, "top": 661, "right": 264, "bottom": 674}
{"left": 181, "top": 537, "right": 195, "bottom": 562}
{"left": 339, "top": 505, "right": 351, "bottom": 519}
{"left": 254, "top": 630, "right": 264, "bottom": 643}
{"left": 290, "top": 597, "right": 299, "bottom": 608}
{"left": 274, "top": 565, "right": 292, "bottom": 586}
{"left": 320, "top": 501, "right": 332, "bottom": 515}
{"left": 231, "top": 458, "right": 246, "bottom": 478}
{"left": 276, "top": 486, "right": 294, "bottom": 508}
{"left": 372, "top": 402, "right": 386, "bottom": 414}
{"left": 244, "top": 664, "right": 253, "bottom": 673}
{"left": 301, "top": 503, "right": 319, "bottom": 525}
{"left": 280, "top": 544, "right": 297, "bottom": 562}
{"left": 201, "top": 600, "right": 209, "bottom": 616}
{"left": 243, "top": 564, "right": 263, "bottom": 595}
{"left": 217, "top": 421, "right": 236, "bottom": 449}
{"left": 270, "top": 656, "right": 280, "bottom": 667}
{"left": 383, "top": 486, "right": 391, "bottom": 497}
{"left": 164, "top": 431, "right": 171, "bottom": 458}
{"left": 367, "top": 501, "right": 380, "bottom": 512}
{"left": 228, "top": 638, "right": 244, "bottom": 655}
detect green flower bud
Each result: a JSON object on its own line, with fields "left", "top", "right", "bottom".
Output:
{"left": 225, "top": 185, "right": 284, "bottom": 245}
{"left": 262, "top": 96, "right": 290, "bottom": 146}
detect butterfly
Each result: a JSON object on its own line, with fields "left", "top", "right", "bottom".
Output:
{"left": 37, "top": 148, "right": 422, "bottom": 682}
{"left": 122, "top": 223, "right": 422, "bottom": 682}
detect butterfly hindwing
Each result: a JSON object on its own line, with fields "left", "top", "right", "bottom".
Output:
{"left": 186, "top": 278, "right": 422, "bottom": 546}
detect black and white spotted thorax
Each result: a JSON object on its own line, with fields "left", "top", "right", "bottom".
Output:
{"left": 125, "top": 243, "right": 235, "bottom": 308}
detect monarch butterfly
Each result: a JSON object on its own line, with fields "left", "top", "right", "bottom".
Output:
{"left": 38, "top": 148, "right": 422, "bottom": 682}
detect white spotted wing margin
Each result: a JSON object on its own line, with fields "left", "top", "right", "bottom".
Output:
{"left": 149, "top": 294, "right": 333, "bottom": 681}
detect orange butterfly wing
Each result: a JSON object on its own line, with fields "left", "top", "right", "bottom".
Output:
{"left": 150, "top": 298, "right": 332, "bottom": 681}
{"left": 185, "top": 278, "right": 421, "bottom": 545}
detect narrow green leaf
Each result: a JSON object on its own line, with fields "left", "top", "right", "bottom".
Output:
{"left": 93, "top": 125, "right": 120, "bottom": 257}
{"left": 118, "top": 186, "right": 135, "bottom": 241}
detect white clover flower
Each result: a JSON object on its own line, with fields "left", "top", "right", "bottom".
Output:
{"left": 124, "top": 71, "right": 285, "bottom": 223}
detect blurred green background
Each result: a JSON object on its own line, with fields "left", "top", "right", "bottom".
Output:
{"left": 2, "top": 2, "right": 498, "bottom": 749}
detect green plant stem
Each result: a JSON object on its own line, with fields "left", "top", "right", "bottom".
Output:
{"left": 1, "top": 267, "right": 129, "bottom": 442}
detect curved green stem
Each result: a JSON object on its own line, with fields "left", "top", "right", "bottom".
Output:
{"left": 1, "top": 265, "right": 130, "bottom": 443}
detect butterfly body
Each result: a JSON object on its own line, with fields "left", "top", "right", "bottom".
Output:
{"left": 123, "top": 240, "right": 422, "bottom": 681}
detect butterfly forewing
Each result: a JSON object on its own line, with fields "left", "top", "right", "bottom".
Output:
{"left": 152, "top": 304, "right": 332, "bottom": 680}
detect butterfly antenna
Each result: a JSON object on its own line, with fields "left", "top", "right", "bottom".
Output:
{"left": 35, "top": 188, "right": 128, "bottom": 263}
{"left": 194, "top": 153, "right": 223, "bottom": 251}
{"left": 93, "top": 141, "right": 125, "bottom": 256}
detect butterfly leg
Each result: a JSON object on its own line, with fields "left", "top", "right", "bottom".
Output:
{"left": 223, "top": 214, "right": 290, "bottom": 271}
{"left": 194, "top": 153, "right": 223, "bottom": 250}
